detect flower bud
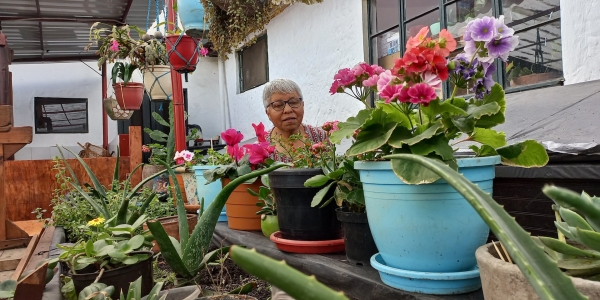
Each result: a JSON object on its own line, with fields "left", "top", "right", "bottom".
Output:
{"left": 447, "top": 60, "right": 456, "bottom": 71}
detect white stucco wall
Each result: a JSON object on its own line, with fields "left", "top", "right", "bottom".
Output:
{"left": 222, "top": 0, "right": 366, "bottom": 140}
{"left": 561, "top": 0, "right": 600, "bottom": 85}
{"left": 11, "top": 61, "right": 120, "bottom": 160}
{"left": 184, "top": 57, "right": 222, "bottom": 140}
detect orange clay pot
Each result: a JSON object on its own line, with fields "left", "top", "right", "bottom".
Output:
{"left": 222, "top": 178, "right": 262, "bottom": 231}
{"left": 169, "top": 173, "right": 188, "bottom": 204}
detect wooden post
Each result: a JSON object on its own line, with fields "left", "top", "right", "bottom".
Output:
{"left": 0, "top": 32, "right": 11, "bottom": 106}
{"left": 128, "top": 126, "right": 142, "bottom": 186}
{"left": 0, "top": 145, "right": 5, "bottom": 241}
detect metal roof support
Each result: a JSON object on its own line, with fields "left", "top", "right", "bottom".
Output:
{"left": 34, "top": 0, "right": 44, "bottom": 60}
{"left": 166, "top": 0, "right": 187, "bottom": 153}
{"left": 102, "top": 62, "right": 108, "bottom": 149}
{"left": 121, "top": 0, "right": 135, "bottom": 23}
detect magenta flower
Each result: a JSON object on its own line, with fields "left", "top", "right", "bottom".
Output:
{"left": 329, "top": 80, "right": 342, "bottom": 95}
{"left": 397, "top": 86, "right": 411, "bottom": 103}
{"left": 221, "top": 129, "right": 243, "bottom": 146}
{"left": 243, "top": 143, "right": 271, "bottom": 165}
{"left": 362, "top": 74, "right": 379, "bottom": 87}
{"left": 142, "top": 145, "right": 150, "bottom": 153}
{"left": 407, "top": 83, "right": 437, "bottom": 105}
{"left": 252, "top": 122, "right": 268, "bottom": 142}
{"left": 376, "top": 70, "right": 394, "bottom": 92}
{"left": 311, "top": 142, "right": 326, "bottom": 152}
{"left": 322, "top": 121, "right": 339, "bottom": 133}
{"left": 333, "top": 68, "right": 355, "bottom": 86}
{"left": 110, "top": 40, "right": 119, "bottom": 52}
{"left": 351, "top": 63, "right": 367, "bottom": 76}
{"left": 200, "top": 47, "right": 209, "bottom": 57}
{"left": 467, "top": 16, "right": 496, "bottom": 42}
{"left": 379, "top": 83, "right": 405, "bottom": 104}
{"left": 227, "top": 144, "right": 245, "bottom": 163}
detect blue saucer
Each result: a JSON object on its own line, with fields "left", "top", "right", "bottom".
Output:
{"left": 370, "top": 253, "right": 481, "bottom": 295}
{"left": 218, "top": 211, "right": 228, "bottom": 222}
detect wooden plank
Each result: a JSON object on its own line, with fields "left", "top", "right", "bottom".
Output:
{"left": 0, "top": 127, "right": 32, "bottom": 144}
{"left": 24, "top": 227, "right": 53, "bottom": 274}
{"left": 0, "top": 105, "right": 12, "bottom": 129}
{"left": 0, "top": 145, "right": 5, "bottom": 240}
{"left": 10, "top": 234, "right": 38, "bottom": 281}
{"left": 6, "top": 221, "right": 29, "bottom": 239}
{"left": 12, "top": 220, "right": 43, "bottom": 237}
{"left": 14, "top": 262, "right": 47, "bottom": 300}
{"left": 0, "top": 238, "right": 30, "bottom": 251}
{"left": 0, "top": 270, "right": 12, "bottom": 281}
{"left": 0, "top": 248, "right": 24, "bottom": 271}
{"left": 3, "top": 144, "right": 25, "bottom": 159}
{"left": 4, "top": 157, "right": 130, "bottom": 221}
{"left": 129, "top": 126, "right": 142, "bottom": 186}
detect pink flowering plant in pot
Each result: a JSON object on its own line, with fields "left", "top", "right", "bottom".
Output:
{"left": 330, "top": 16, "right": 549, "bottom": 184}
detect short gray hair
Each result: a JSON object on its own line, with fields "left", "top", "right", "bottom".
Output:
{"left": 262, "top": 78, "right": 303, "bottom": 109}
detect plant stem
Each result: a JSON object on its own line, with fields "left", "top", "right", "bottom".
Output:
{"left": 451, "top": 136, "right": 472, "bottom": 146}
{"left": 93, "top": 268, "right": 105, "bottom": 284}
{"left": 418, "top": 105, "right": 423, "bottom": 125}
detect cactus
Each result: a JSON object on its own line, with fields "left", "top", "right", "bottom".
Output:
{"left": 384, "top": 154, "right": 586, "bottom": 300}
{"left": 535, "top": 186, "right": 600, "bottom": 279}
{"left": 229, "top": 246, "right": 348, "bottom": 300}
{"left": 147, "top": 162, "right": 288, "bottom": 277}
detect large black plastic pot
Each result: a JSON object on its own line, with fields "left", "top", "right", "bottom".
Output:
{"left": 336, "top": 207, "right": 379, "bottom": 265}
{"left": 69, "top": 251, "right": 154, "bottom": 296}
{"left": 269, "top": 169, "right": 341, "bottom": 241}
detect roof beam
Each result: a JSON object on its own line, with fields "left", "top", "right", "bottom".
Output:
{"left": 12, "top": 54, "right": 98, "bottom": 63}
{"left": 121, "top": 0, "right": 135, "bottom": 23}
{"left": 34, "top": 0, "right": 44, "bottom": 60}
{"left": 0, "top": 16, "right": 124, "bottom": 24}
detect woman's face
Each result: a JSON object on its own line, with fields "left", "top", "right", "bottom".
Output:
{"left": 266, "top": 91, "right": 304, "bottom": 133}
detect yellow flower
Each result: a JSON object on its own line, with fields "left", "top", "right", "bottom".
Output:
{"left": 87, "top": 217, "right": 105, "bottom": 227}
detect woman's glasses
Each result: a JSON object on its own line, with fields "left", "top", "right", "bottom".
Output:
{"left": 268, "top": 98, "right": 303, "bottom": 111}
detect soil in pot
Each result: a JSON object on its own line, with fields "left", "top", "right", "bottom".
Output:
{"left": 69, "top": 251, "right": 154, "bottom": 296}
{"left": 269, "top": 169, "right": 341, "bottom": 241}
{"left": 336, "top": 207, "right": 378, "bottom": 266}
{"left": 143, "top": 215, "right": 198, "bottom": 253}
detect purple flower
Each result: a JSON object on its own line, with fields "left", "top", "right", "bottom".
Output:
{"left": 494, "top": 15, "right": 515, "bottom": 39}
{"left": 467, "top": 17, "right": 496, "bottom": 42}
{"left": 486, "top": 36, "right": 519, "bottom": 61}
{"left": 472, "top": 61, "right": 496, "bottom": 100}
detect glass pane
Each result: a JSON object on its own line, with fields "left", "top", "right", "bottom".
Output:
{"left": 405, "top": 9, "right": 440, "bottom": 42}
{"left": 372, "top": 28, "right": 400, "bottom": 70}
{"left": 371, "top": 0, "right": 399, "bottom": 34}
{"left": 405, "top": 0, "right": 439, "bottom": 21}
{"left": 241, "top": 37, "right": 268, "bottom": 92}
{"left": 35, "top": 98, "right": 88, "bottom": 134}
{"left": 503, "top": 0, "right": 560, "bottom": 32}
{"left": 445, "top": 0, "right": 493, "bottom": 39}
{"left": 505, "top": 20, "right": 562, "bottom": 88}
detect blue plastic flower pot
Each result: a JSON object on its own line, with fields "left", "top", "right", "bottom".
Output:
{"left": 355, "top": 156, "right": 500, "bottom": 274}
{"left": 177, "top": 0, "right": 209, "bottom": 38}
{"left": 193, "top": 165, "right": 226, "bottom": 222}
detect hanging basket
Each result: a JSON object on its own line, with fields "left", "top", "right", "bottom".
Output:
{"left": 143, "top": 65, "right": 173, "bottom": 101}
{"left": 103, "top": 96, "right": 134, "bottom": 120}
{"left": 165, "top": 35, "right": 200, "bottom": 73}
{"left": 113, "top": 82, "right": 144, "bottom": 110}
{"left": 178, "top": 0, "right": 209, "bottom": 38}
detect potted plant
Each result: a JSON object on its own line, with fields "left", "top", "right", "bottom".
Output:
{"left": 193, "top": 148, "right": 232, "bottom": 222}
{"left": 329, "top": 17, "right": 548, "bottom": 294}
{"left": 247, "top": 175, "right": 279, "bottom": 238}
{"left": 103, "top": 95, "right": 134, "bottom": 120}
{"left": 304, "top": 122, "right": 377, "bottom": 265}
{"left": 177, "top": 0, "right": 209, "bottom": 38}
{"left": 138, "top": 34, "right": 173, "bottom": 101}
{"left": 163, "top": 24, "right": 209, "bottom": 73}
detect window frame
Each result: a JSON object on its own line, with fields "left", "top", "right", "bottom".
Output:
{"left": 367, "top": 0, "right": 564, "bottom": 99}
{"left": 237, "top": 34, "right": 270, "bottom": 93}
{"left": 34, "top": 97, "right": 89, "bottom": 134}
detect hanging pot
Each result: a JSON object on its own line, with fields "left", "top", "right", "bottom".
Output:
{"left": 143, "top": 65, "right": 173, "bottom": 101}
{"left": 113, "top": 82, "right": 144, "bottom": 110}
{"left": 103, "top": 96, "right": 134, "bottom": 120}
{"left": 178, "top": 0, "right": 209, "bottom": 38}
{"left": 165, "top": 35, "right": 200, "bottom": 73}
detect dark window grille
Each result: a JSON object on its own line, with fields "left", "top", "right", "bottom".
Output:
{"left": 34, "top": 97, "right": 88, "bottom": 134}
{"left": 238, "top": 35, "right": 269, "bottom": 93}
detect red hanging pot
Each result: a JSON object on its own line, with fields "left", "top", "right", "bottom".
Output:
{"left": 165, "top": 35, "right": 200, "bottom": 73}
{"left": 113, "top": 82, "right": 144, "bottom": 110}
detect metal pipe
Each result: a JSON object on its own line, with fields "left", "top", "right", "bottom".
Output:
{"left": 102, "top": 61, "right": 108, "bottom": 149}
{"left": 166, "top": 0, "right": 187, "bottom": 152}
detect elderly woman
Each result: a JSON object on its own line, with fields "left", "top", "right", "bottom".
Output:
{"left": 263, "top": 78, "right": 328, "bottom": 162}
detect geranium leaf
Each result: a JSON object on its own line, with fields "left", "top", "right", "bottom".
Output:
{"left": 470, "top": 128, "right": 507, "bottom": 148}
{"left": 422, "top": 99, "right": 467, "bottom": 121}
{"left": 451, "top": 116, "right": 475, "bottom": 134}
{"left": 467, "top": 102, "right": 501, "bottom": 120}
{"left": 409, "top": 134, "right": 454, "bottom": 160}
{"left": 469, "top": 145, "right": 498, "bottom": 157}
{"left": 476, "top": 84, "right": 506, "bottom": 128}
{"left": 376, "top": 102, "right": 412, "bottom": 127}
{"left": 497, "top": 140, "right": 549, "bottom": 167}
{"left": 330, "top": 108, "right": 373, "bottom": 144}
{"left": 388, "top": 126, "right": 413, "bottom": 148}
{"left": 346, "top": 122, "right": 397, "bottom": 156}
{"left": 391, "top": 158, "right": 441, "bottom": 184}
{"left": 402, "top": 122, "right": 443, "bottom": 146}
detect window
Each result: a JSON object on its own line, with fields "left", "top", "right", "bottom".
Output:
{"left": 368, "top": 0, "right": 563, "bottom": 95}
{"left": 238, "top": 35, "right": 269, "bottom": 93}
{"left": 34, "top": 97, "right": 88, "bottom": 134}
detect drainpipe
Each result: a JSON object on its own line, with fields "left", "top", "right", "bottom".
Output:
{"left": 167, "top": 0, "right": 187, "bottom": 152}
{"left": 102, "top": 61, "right": 108, "bottom": 149}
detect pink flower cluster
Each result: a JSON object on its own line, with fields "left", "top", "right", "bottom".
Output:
{"left": 141, "top": 145, "right": 150, "bottom": 153}
{"left": 174, "top": 150, "right": 194, "bottom": 165}
{"left": 321, "top": 121, "right": 339, "bottom": 133}
{"left": 110, "top": 40, "right": 119, "bottom": 52}
{"left": 330, "top": 63, "right": 385, "bottom": 95}
{"left": 200, "top": 47, "right": 209, "bottom": 57}
{"left": 221, "top": 122, "right": 274, "bottom": 165}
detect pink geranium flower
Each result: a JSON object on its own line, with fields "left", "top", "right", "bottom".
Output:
{"left": 406, "top": 27, "right": 429, "bottom": 51}
{"left": 362, "top": 74, "right": 379, "bottom": 87}
{"left": 329, "top": 80, "right": 342, "bottom": 95}
{"left": 379, "top": 83, "right": 405, "bottom": 104}
{"left": 243, "top": 143, "right": 272, "bottom": 165}
{"left": 221, "top": 129, "right": 243, "bottom": 146}
{"left": 110, "top": 40, "right": 119, "bottom": 52}
{"left": 333, "top": 68, "right": 355, "bottom": 86}
{"left": 200, "top": 47, "right": 209, "bottom": 57}
{"left": 407, "top": 83, "right": 437, "bottom": 105}
{"left": 252, "top": 122, "right": 268, "bottom": 142}
{"left": 435, "top": 29, "right": 457, "bottom": 57}
{"left": 377, "top": 70, "right": 394, "bottom": 92}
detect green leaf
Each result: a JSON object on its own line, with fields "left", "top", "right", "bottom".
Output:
{"left": 311, "top": 182, "right": 335, "bottom": 207}
{"left": 409, "top": 134, "right": 454, "bottom": 160}
{"left": 391, "top": 158, "right": 440, "bottom": 184}
{"left": 470, "top": 128, "right": 507, "bottom": 148}
{"left": 346, "top": 189, "right": 365, "bottom": 207}
{"left": 228, "top": 282, "right": 256, "bottom": 295}
{"left": 496, "top": 140, "right": 549, "bottom": 167}
{"left": 146, "top": 220, "right": 192, "bottom": 277}
{"left": 573, "top": 228, "right": 600, "bottom": 253}
{"left": 451, "top": 116, "right": 475, "bottom": 133}
{"left": 147, "top": 130, "right": 169, "bottom": 143}
{"left": 0, "top": 280, "right": 16, "bottom": 298}
{"left": 326, "top": 168, "right": 345, "bottom": 180}
{"left": 151, "top": 112, "right": 170, "bottom": 127}
{"left": 560, "top": 207, "right": 594, "bottom": 231}
{"left": 85, "top": 240, "right": 95, "bottom": 257}
{"left": 304, "top": 175, "right": 330, "bottom": 188}
{"left": 122, "top": 256, "right": 140, "bottom": 265}
{"left": 469, "top": 145, "right": 498, "bottom": 157}
{"left": 558, "top": 258, "right": 600, "bottom": 270}
{"left": 127, "top": 235, "right": 145, "bottom": 250}
{"left": 78, "top": 283, "right": 114, "bottom": 300}
{"left": 387, "top": 126, "right": 413, "bottom": 148}
{"left": 466, "top": 102, "right": 501, "bottom": 120}
{"left": 544, "top": 186, "right": 600, "bottom": 232}
{"left": 330, "top": 108, "right": 373, "bottom": 144}
{"left": 477, "top": 84, "right": 506, "bottom": 128}
{"left": 346, "top": 122, "right": 397, "bottom": 156}
{"left": 376, "top": 102, "right": 411, "bottom": 127}
{"left": 62, "top": 147, "right": 107, "bottom": 198}
{"left": 538, "top": 236, "right": 600, "bottom": 258}
{"left": 402, "top": 122, "right": 443, "bottom": 146}
{"left": 422, "top": 99, "right": 467, "bottom": 120}
{"left": 382, "top": 154, "right": 587, "bottom": 300}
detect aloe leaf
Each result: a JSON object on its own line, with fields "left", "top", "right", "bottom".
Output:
{"left": 555, "top": 221, "right": 577, "bottom": 240}
{"left": 537, "top": 236, "right": 600, "bottom": 258}
{"left": 116, "top": 163, "right": 144, "bottom": 225}
{"left": 229, "top": 246, "right": 348, "bottom": 300}
{"left": 127, "top": 167, "right": 168, "bottom": 199}
{"left": 112, "top": 147, "right": 121, "bottom": 193}
{"left": 63, "top": 147, "right": 107, "bottom": 198}
{"left": 127, "top": 193, "right": 156, "bottom": 225}
{"left": 183, "top": 163, "right": 289, "bottom": 275}
{"left": 68, "top": 182, "right": 111, "bottom": 220}
{"left": 544, "top": 186, "right": 600, "bottom": 232}
{"left": 155, "top": 159, "right": 189, "bottom": 252}
{"left": 558, "top": 258, "right": 600, "bottom": 270}
{"left": 560, "top": 207, "right": 594, "bottom": 231}
{"left": 145, "top": 220, "right": 192, "bottom": 277}
{"left": 56, "top": 145, "right": 80, "bottom": 187}
{"left": 573, "top": 228, "right": 600, "bottom": 253}
{"left": 383, "top": 154, "right": 587, "bottom": 300}
{"left": 198, "top": 246, "right": 231, "bottom": 271}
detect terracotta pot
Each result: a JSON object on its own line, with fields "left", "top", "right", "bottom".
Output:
{"left": 143, "top": 214, "right": 198, "bottom": 253}
{"left": 270, "top": 231, "right": 345, "bottom": 254}
{"left": 222, "top": 178, "right": 262, "bottom": 231}
{"left": 476, "top": 243, "right": 600, "bottom": 299}
{"left": 165, "top": 35, "right": 199, "bottom": 73}
{"left": 142, "top": 165, "right": 165, "bottom": 190}
{"left": 113, "top": 82, "right": 144, "bottom": 110}
{"left": 510, "top": 72, "right": 562, "bottom": 87}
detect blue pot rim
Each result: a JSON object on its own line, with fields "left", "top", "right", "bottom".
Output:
{"left": 370, "top": 253, "right": 480, "bottom": 280}
{"left": 192, "top": 165, "right": 219, "bottom": 170}
{"left": 355, "top": 155, "right": 500, "bottom": 170}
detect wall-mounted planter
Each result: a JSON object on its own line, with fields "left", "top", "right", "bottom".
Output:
{"left": 165, "top": 35, "right": 200, "bottom": 73}
{"left": 143, "top": 65, "right": 172, "bottom": 101}
{"left": 113, "top": 82, "right": 144, "bottom": 110}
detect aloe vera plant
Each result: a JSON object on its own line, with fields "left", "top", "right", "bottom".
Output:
{"left": 146, "top": 161, "right": 288, "bottom": 278}
{"left": 229, "top": 246, "right": 348, "bottom": 300}
{"left": 384, "top": 154, "right": 587, "bottom": 300}
{"left": 534, "top": 186, "right": 600, "bottom": 280}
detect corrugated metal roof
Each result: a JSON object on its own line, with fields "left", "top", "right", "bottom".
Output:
{"left": 0, "top": 0, "right": 158, "bottom": 62}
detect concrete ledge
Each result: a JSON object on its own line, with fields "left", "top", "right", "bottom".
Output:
{"left": 42, "top": 226, "right": 65, "bottom": 300}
